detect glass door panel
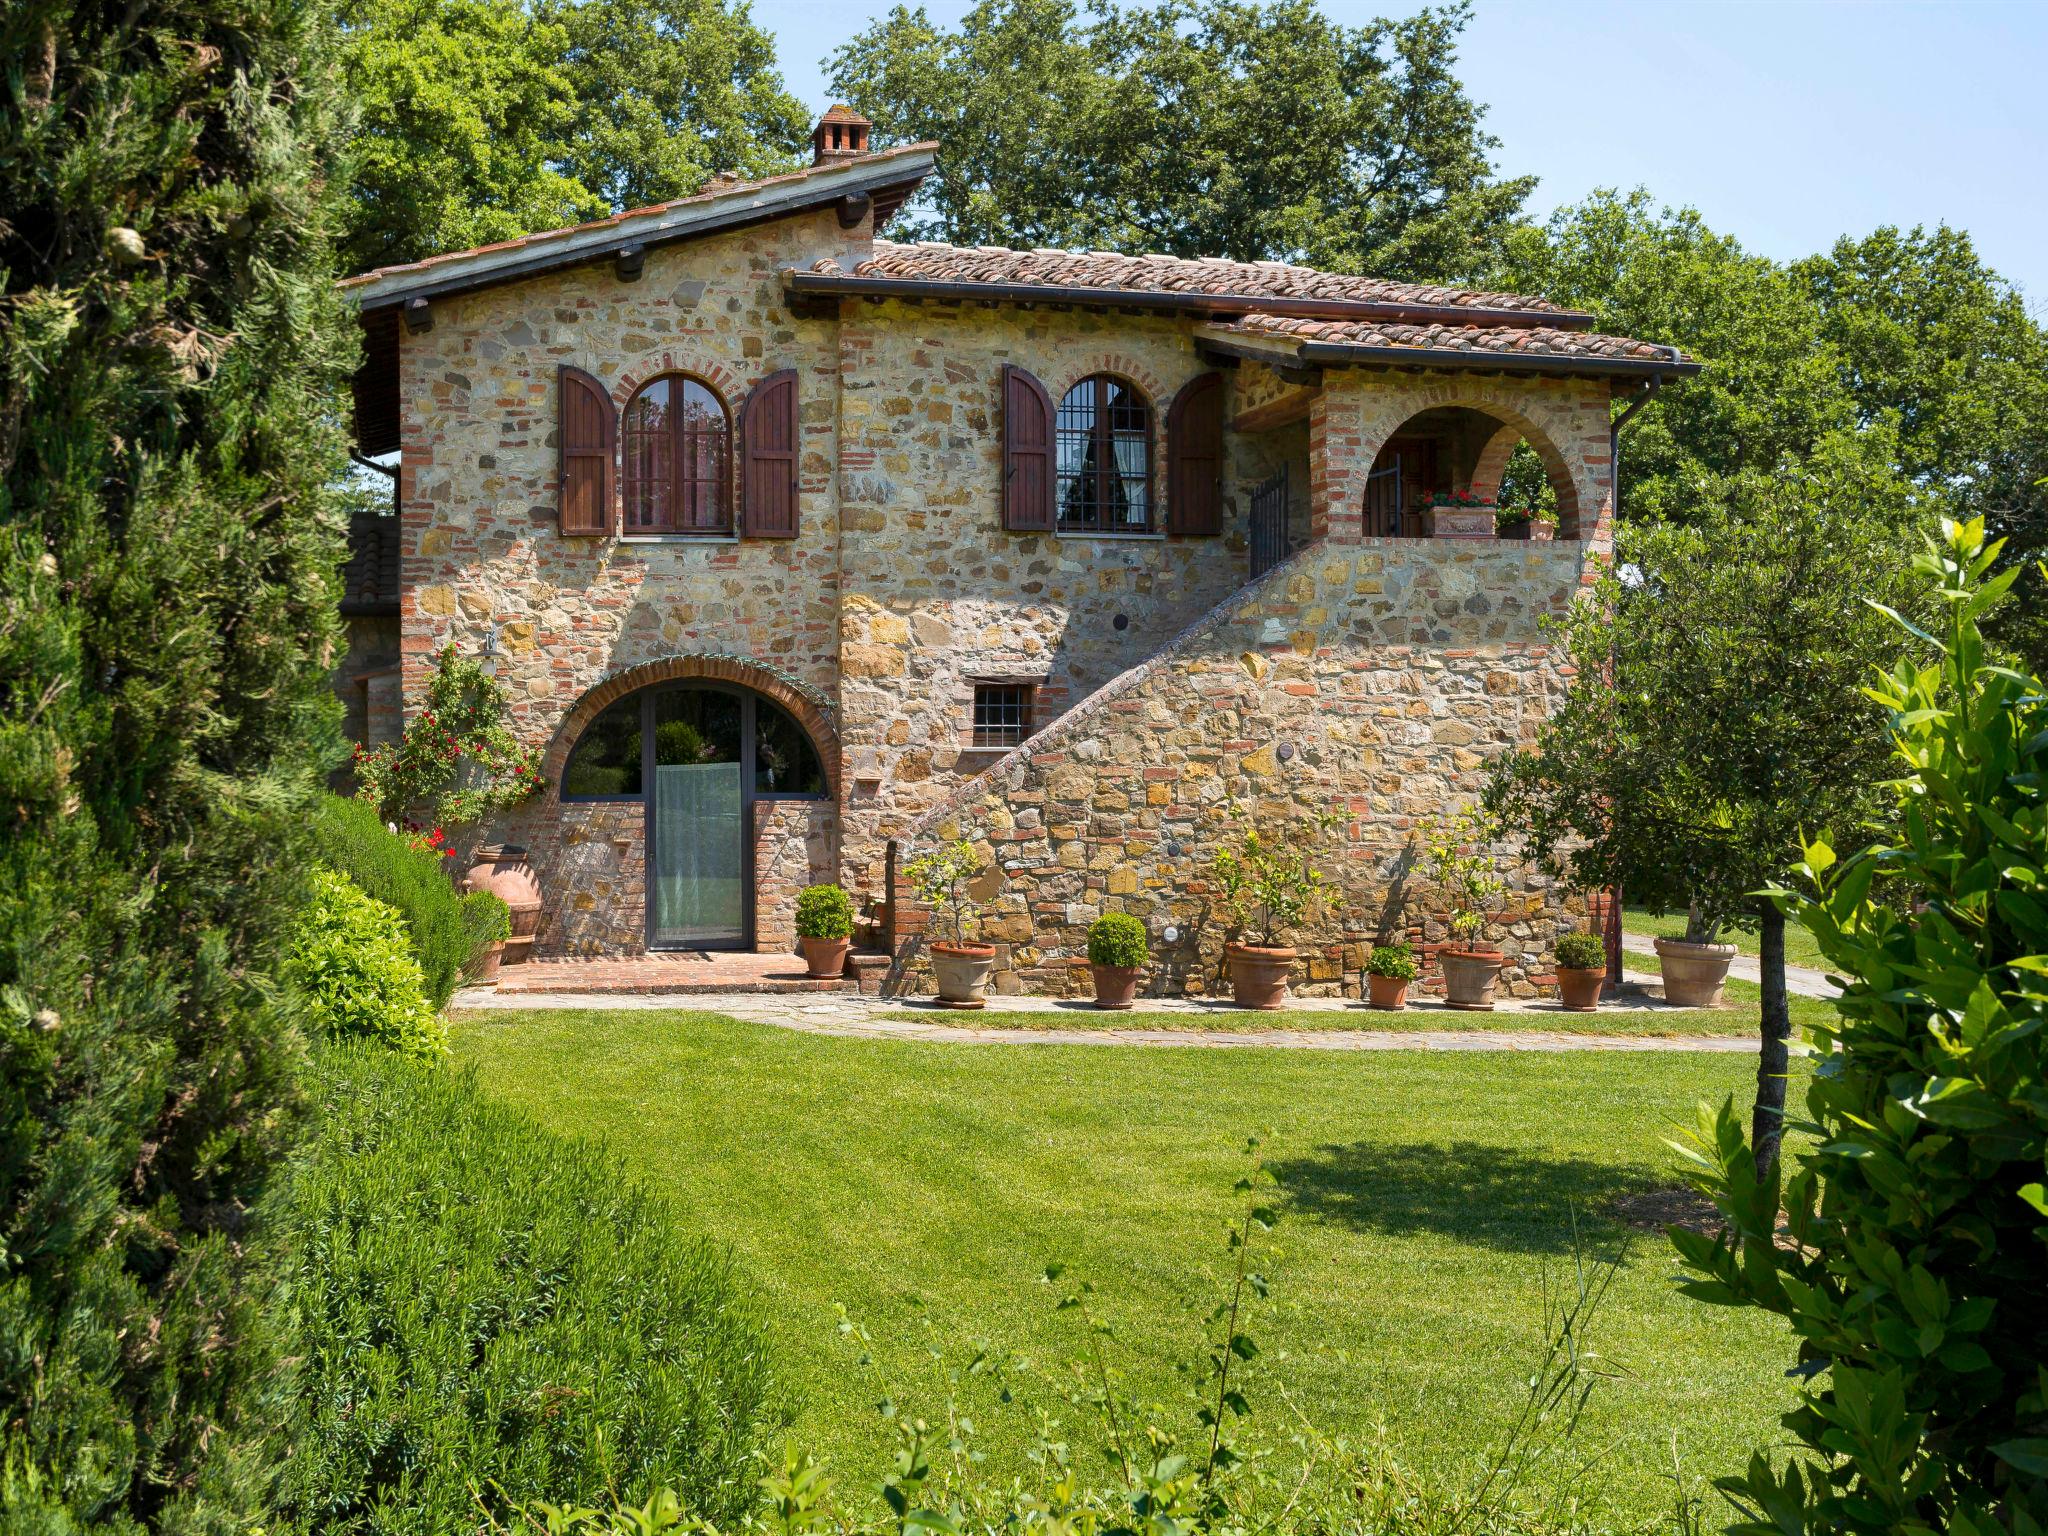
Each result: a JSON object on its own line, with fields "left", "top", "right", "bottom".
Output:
{"left": 649, "top": 689, "right": 745, "bottom": 947}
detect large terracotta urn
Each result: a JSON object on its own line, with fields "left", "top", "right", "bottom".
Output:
{"left": 464, "top": 844, "right": 543, "bottom": 965}
{"left": 1225, "top": 943, "right": 1296, "bottom": 1011}
{"left": 1655, "top": 938, "right": 1736, "bottom": 1009}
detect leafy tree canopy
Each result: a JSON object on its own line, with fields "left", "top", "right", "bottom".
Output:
{"left": 337, "top": 0, "right": 810, "bottom": 272}
{"left": 1494, "top": 193, "right": 2048, "bottom": 669}
{"left": 826, "top": 0, "right": 1535, "bottom": 280}
{"left": 1485, "top": 446, "right": 1921, "bottom": 1167}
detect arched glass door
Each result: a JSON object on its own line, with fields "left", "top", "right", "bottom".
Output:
{"left": 562, "top": 682, "right": 828, "bottom": 949}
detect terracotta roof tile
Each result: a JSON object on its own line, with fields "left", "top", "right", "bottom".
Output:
{"left": 853, "top": 240, "right": 1573, "bottom": 316}
{"left": 339, "top": 143, "right": 936, "bottom": 290}
{"left": 340, "top": 511, "right": 400, "bottom": 616}
{"left": 1215, "top": 311, "right": 1688, "bottom": 364}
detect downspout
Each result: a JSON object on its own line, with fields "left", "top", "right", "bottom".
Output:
{"left": 1597, "top": 363, "right": 1668, "bottom": 990}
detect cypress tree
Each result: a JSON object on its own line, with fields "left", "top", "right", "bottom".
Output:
{"left": 0, "top": 0, "right": 353, "bottom": 1523}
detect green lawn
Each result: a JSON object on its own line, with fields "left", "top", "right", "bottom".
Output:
{"left": 880, "top": 1004, "right": 1754, "bottom": 1036}
{"left": 453, "top": 1009, "right": 1799, "bottom": 1520}
{"left": 1624, "top": 905, "right": 1831, "bottom": 972}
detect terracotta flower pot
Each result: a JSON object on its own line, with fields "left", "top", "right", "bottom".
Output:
{"left": 930, "top": 942, "right": 997, "bottom": 1008}
{"left": 1555, "top": 965, "right": 1604, "bottom": 1012}
{"left": 1090, "top": 963, "right": 1143, "bottom": 1010}
{"left": 468, "top": 940, "right": 504, "bottom": 986}
{"left": 800, "top": 935, "right": 850, "bottom": 979}
{"left": 1365, "top": 973, "right": 1410, "bottom": 1011}
{"left": 1440, "top": 948, "right": 1504, "bottom": 1011}
{"left": 1655, "top": 938, "right": 1736, "bottom": 1008}
{"left": 1226, "top": 943, "right": 1295, "bottom": 1011}
{"left": 1427, "top": 508, "right": 1494, "bottom": 540}
{"left": 464, "top": 845, "right": 543, "bottom": 965}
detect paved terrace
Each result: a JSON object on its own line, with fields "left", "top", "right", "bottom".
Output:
{"left": 456, "top": 949, "right": 1792, "bottom": 1053}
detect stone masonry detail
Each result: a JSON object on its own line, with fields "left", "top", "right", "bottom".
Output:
{"left": 387, "top": 182, "right": 1628, "bottom": 973}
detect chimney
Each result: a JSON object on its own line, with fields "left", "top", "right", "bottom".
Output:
{"left": 812, "top": 105, "right": 872, "bottom": 165}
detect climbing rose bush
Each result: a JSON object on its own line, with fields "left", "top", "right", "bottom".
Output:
{"left": 354, "top": 643, "right": 542, "bottom": 826}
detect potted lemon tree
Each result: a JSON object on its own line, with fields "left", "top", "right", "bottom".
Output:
{"left": 1086, "top": 912, "right": 1148, "bottom": 1009}
{"left": 905, "top": 839, "right": 995, "bottom": 1007}
{"left": 795, "top": 883, "right": 854, "bottom": 978}
{"left": 1212, "top": 804, "right": 1338, "bottom": 1010}
{"left": 1423, "top": 807, "right": 1508, "bottom": 1009}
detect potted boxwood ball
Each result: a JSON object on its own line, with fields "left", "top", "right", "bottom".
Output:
{"left": 1213, "top": 802, "right": 1340, "bottom": 1010}
{"left": 795, "top": 883, "right": 854, "bottom": 978}
{"left": 1365, "top": 941, "right": 1417, "bottom": 1010}
{"left": 1552, "top": 929, "right": 1606, "bottom": 1011}
{"left": 1086, "top": 912, "right": 1148, "bottom": 1009}
{"left": 1424, "top": 807, "right": 1509, "bottom": 1010}
{"left": 460, "top": 889, "right": 511, "bottom": 987}
{"left": 905, "top": 839, "right": 996, "bottom": 1007}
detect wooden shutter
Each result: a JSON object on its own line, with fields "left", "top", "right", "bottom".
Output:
{"left": 1166, "top": 372, "right": 1225, "bottom": 536}
{"left": 558, "top": 364, "right": 615, "bottom": 536}
{"left": 740, "top": 369, "right": 800, "bottom": 538}
{"left": 1000, "top": 364, "right": 1055, "bottom": 532}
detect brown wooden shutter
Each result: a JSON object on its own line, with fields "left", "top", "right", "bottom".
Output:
{"left": 558, "top": 364, "right": 615, "bottom": 536}
{"left": 1000, "top": 364, "right": 1055, "bottom": 532}
{"left": 740, "top": 369, "right": 800, "bottom": 538}
{"left": 1166, "top": 372, "right": 1225, "bottom": 536}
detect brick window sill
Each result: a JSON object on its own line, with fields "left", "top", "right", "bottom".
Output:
{"left": 1053, "top": 530, "right": 1164, "bottom": 542}
{"left": 619, "top": 533, "right": 741, "bottom": 545}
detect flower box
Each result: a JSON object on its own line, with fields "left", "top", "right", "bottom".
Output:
{"left": 1427, "top": 508, "right": 1496, "bottom": 540}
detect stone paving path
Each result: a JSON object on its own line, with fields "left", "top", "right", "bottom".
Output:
{"left": 1619, "top": 931, "right": 1841, "bottom": 998}
{"left": 454, "top": 984, "right": 1760, "bottom": 1053}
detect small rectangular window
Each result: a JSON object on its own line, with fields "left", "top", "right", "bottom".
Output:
{"left": 971, "top": 682, "right": 1035, "bottom": 748}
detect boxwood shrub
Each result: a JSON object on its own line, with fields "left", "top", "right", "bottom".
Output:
{"left": 287, "top": 869, "right": 448, "bottom": 1061}
{"left": 794, "top": 882, "right": 854, "bottom": 940}
{"left": 266, "top": 1046, "right": 783, "bottom": 1531}
{"left": 1553, "top": 931, "right": 1606, "bottom": 971}
{"left": 313, "top": 793, "right": 470, "bottom": 1007}
{"left": 1086, "top": 911, "right": 1149, "bottom": 967}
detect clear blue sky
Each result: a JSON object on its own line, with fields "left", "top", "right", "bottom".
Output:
{"left": 746, "top": 0, "right": 2048, "bottom": 305}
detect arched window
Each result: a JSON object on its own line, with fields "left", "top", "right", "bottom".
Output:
{"left": 562, "top": 684, "right": 827, "bottom": 801}
{"left": 621, "top": 373, "right": 731, "bottom": 534}
{"left": 1056, "top": 375, "right": 1152, "bottom": 533}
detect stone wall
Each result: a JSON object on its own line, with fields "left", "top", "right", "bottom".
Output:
{"left": 334, "top": 614, "right": 400, "bottom": 745}
{"left": 753, "top": 800, "right": 838, "bottom": 951}
{"left": 833, "top": 302, "right": 1267, "bottom": 895}
{"left": 895, "top": 535, "right": 1605, "bottom": 998}
{"left": 890, "top": 365, "right": 1617, "bottom": 998}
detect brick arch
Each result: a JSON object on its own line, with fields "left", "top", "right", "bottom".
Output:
{"left": 539, "top": 653, "right": 840, "bottom": 798}
{"left": 1321, "top": 375, "right": 1608, "bottom": 542}
{"left": 1046, "top": 352, "right": 1173, "bottom": 409}
{"left": 610, "top": 348, "right": 748, "bottom": 410}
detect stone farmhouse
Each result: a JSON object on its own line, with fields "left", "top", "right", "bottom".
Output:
{"left": 339, "top": 108, "right": 1696, "bottom": 996}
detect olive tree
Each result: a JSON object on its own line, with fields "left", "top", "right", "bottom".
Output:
{"left": 1486, "top": 450, "right": 1917, "bottom": 1170}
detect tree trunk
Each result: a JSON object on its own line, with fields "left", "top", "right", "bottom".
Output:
{"left": 1753, "top": 902, "right": 1792, "bottom": 1176}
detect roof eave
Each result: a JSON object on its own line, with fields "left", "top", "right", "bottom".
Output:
{"left": 344, "top": 148, "right": 937, "bottom": 312}
{"left": 1196, "top": 328, "right": 1698, "bottom": 381}
{"left": 783, "top": 269, "right": 1597, "bottom": 331}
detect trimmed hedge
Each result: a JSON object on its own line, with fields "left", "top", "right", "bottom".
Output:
{"left": 268, "top": 1047, "right": 783, "bottom": 1531}
{"left": 313, "top": 794, "right": 470, "bottom": 1007}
